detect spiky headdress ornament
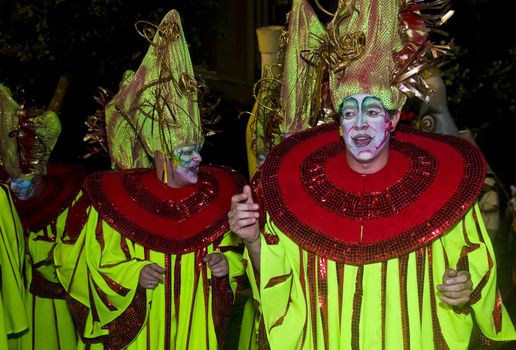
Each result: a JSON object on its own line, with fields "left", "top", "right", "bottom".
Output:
{"left": 105, "top": 10, "right": 203, "bottom": 170}
{"left": 0, "top": 84, "right": 61, "bottom": 180}
{"left": 281, "top": 0, "right": 453, "bottom": 130}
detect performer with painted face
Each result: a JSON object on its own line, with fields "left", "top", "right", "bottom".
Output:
{"left": 54, "top": 9, "right": 246, "bottom": 350}
{"left": 230, "top": 0, "right": 516, "bottom": 349}
{"left": 0, "top": 83, "right": 82, "bottom": 350}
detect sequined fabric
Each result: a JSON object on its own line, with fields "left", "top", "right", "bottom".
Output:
{"left": 67, "top": 287, "right": 147, "bottom": 350}
{"left": 258, "top": 122, "right": 486, "bottom": 264}
{"left": 85, "top": 165, "right": 245, "bottom": 254}
{"left": 14, "top": 163, "right": 85, "bottom": 232}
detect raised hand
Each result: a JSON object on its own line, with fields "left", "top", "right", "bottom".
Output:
{"left": 228, "top": 185, "right": 260, "bottom": 243}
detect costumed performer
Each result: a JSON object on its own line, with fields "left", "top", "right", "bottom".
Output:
{"left": 229, "top": 0, "right": 516, "bottom": 349}
{"left": 0, "top": 184, "right": 28, "bottom": 349}
{"left": 54, "top": 9, "right": 246, "bottom": 350}
{"left": 0, "top": 83, "right": 81, "bottom": 350}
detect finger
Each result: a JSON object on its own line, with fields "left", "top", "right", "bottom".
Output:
{"left": 437, "top": 283, "right": 468, "bottom": 293}
{"left": 234, "top": 209, "right": 260, "bottom": 220}
{"left": 205, "top": 253, "right": 223, "bottom": 265}
{"left": 444, "top": 270, "right": 470, "bottom": 286}
{"left": 145, "top": 268, "right": 165, "bottom": 282}
{"left": 231, "top": 191, "right": 249, "bottom": 206}
{"left": 235, "top": 202, "right": 260, "bottom": 213}
{"left": 439, "top": 289, "right": 471, "bottom": 299}
{"left": 150, "top": 263, "right": 165, "bottom": 274}
{"left": 443, "top": 268, "right": 457, "bottom": 284}
{"left": 235, "top": 217, "right": 258, "bottom": 229}
{"left": 143, "top": 281, "right": 159, "bottom": 289}
{"left": 439, "top": 295, "right": 470, "bottom": 306}
{"left": 243, "top": 185, "right": 255, "bottom": 204}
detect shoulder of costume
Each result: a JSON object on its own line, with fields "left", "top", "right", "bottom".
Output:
{"left": 258, "top": 122, "right": 487, "bottom": 264}
{"left": 83, "top": 165, "right": 246, "bottom": 254}
{"left": 15, "top": 163, "right": 86, "bottom": 233}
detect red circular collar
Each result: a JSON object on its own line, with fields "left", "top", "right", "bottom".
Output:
{"left": 258, "top": 122, "right": 486, "bottom": 264}
{"left": 85, "top": 166, "right": 245, "bottom": 254}
{"left": 15, "top": 163, "right": 85, "bottom": 233}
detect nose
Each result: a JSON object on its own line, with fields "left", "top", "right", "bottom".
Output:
{"left": 193, "top": 151, "right": 202, "bottom": 162}
{"left": 355, "top": 113, "right": 366, "bottom": 128}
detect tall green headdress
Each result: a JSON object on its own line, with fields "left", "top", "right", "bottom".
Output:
{"left": 0, "top": 83, "right": 61, "bottom": 180}
{"left": 280, "top": 0, "right": 453, "bottom": 122}
{"left": 105, "top": 10, "right": 203, "bottom": 170}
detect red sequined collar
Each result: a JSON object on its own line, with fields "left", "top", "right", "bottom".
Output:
{"left": 15, "top": 163, "right": 85, "bottom": 233}
{"left": 85, "top": 166, "right": 245, "bottom": 254}
{"left": 258, "top": 122, "right": 486, "bottom": 264}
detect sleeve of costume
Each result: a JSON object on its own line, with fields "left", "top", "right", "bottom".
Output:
{"left": 441, "top": 203, "right": 516, "bottom": 342}
{"left": 55, "top": 206, "right": 152, "bottom": 346}
{"left": 0, "top": 185, "right": 29, "bottom": 338}
{"left": 217, "top": 230, "right": 245, "bottom": 295}
{"left": 244, "top": 212, "right": 308, "bottom": 349}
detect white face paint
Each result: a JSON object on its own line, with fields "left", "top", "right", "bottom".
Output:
{"left": 339, "top": 94, "right": 392, "bottom": 162}
{"left": 171, "top": 144, "right": 202, "bottom": 187}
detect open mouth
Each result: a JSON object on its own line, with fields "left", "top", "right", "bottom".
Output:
{"left": 187, "top": 166, "right": 200, "bottom": 175}
{"left": 351, "top": 135, "right": 372, "bottom": 147}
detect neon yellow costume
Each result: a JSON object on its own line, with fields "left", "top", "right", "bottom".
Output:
{"left": 0, "top": 83, "right": 80, "bottom": 350}
{"left": 242, "top": 0, "right": 516, "bottom": 348}
{"left": 55, "top": 179, "right": 244, "bottom": 349}
{"left": 245, "top": 123, "right": 516, "bottom": 349}
{"left": 0, "top": 184, "right": 28, "bottom": 350}
{"left": 55, "top": 9, "right": 246, "bottom": 350}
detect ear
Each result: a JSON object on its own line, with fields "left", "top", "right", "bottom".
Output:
{"left": 391, "top": 111, "right": 401, "bottom": 130}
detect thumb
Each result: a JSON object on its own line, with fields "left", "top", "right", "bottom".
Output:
{"left": 243, "top": 185, "right": 254, "bottom": 204}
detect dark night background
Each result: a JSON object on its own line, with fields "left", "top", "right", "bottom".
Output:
{"left": 1, "top": 0, "right": 515, "bottom": 183}
{"left": 1, "top": 1, "right": 516, "bottom": 348}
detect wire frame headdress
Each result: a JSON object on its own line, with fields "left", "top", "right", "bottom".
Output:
{"left": 105, "top": 10, "right": 203, "bottom": 170}
{"left": 281, "top": 0, "right": 453, "bottom": 120}
{"left": 0, "top": 84, "right": 61, "bottom": 180}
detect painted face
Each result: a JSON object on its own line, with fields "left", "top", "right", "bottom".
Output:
{"left": 171, "top": 144, "right": 202, "bottom": 186}
{"left": 339, "top": 94, "right": 392, "bottom": 162}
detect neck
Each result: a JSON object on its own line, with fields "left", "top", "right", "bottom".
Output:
{"left": 154, "top": 154, "right": 182, "bottom": 188}
{"left": 346, "top": 146, "right": 390, "bottom": 175}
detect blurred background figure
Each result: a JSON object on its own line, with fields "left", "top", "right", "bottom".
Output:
{"left": 480, "top": 176, "right": 500, "bottom": 241}
{"left": 507, "top": 184, "right": 516, "bottom": 285}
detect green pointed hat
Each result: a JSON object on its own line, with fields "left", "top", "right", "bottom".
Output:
{"left": 105, "top": 10, "right": 203, "bottom": 170}
{"left": 0, "top": 84, "right": 61, "bottom": 179}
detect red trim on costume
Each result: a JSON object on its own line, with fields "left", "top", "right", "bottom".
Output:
{"left": 15, "top": 163, "right": 85, "bottom": 233}
{"left": 84, "top": 166, "right": 245, "bottom": 254}
{"left": 258, "top": 122, "right": 486, "bottom": 264}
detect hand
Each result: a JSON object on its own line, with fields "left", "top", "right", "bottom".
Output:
{"left": 437, "top": 268, "right": 473, "bottom": 306}
{"left": 204, "top": 253, "right": 229, "bottom": 277}
{"left": 228, "top": 185, "right": 260, "bottom": 243}
{"left": 138, "top": 263, "right": 165, "bottom": 289}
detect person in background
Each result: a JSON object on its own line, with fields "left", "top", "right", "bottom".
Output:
{"left": 0, "top": 183, "right": 28, "bottom": 350}
{"left": 0, "top": 83, "right": 81, "bottom": 350}
{"left": 479, "top": 176, "right": 500, "bottom": 241}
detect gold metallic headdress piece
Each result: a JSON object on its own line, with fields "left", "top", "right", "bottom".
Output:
{"left": 281, "top": 0, "right": 454, "bottom": 123}
{"left": 105, "top": 10, "right": 203, "bottom": 170}
{"left": 0, "top": 84, "right": 61, "bottom": 180}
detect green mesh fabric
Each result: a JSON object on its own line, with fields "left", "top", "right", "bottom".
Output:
{"left": 280, "top": 0, "right": 326, "bottom": 134}
{"left": 0, "top": 84, "right": 20, "bottom": 175}
{"left": 105, "top": 9, "right": 203, "bottom": 170}
{"left": 0, "top": 84, "right": 61, "bottom": 179}
{"left": 329, "top": 0, "right": 406, "bottom": 111}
